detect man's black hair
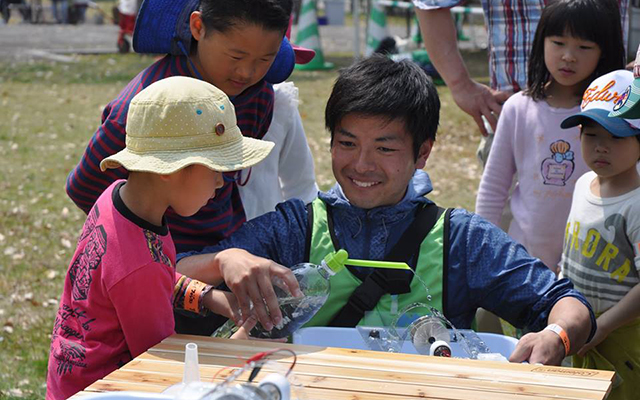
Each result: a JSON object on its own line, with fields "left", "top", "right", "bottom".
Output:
{"left": 199, "top": 0, "right": 293, "bottom": 36}
{"left": 325, "top": 54, "right": 440, "bottom": 160}
{"left": 526, "top": 0, "right": 625, "bottom": 101}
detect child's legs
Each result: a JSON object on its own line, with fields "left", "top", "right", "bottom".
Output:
{"left": 475, "top": 308, "right": 503, "bottom": 334}
{"left": 118, "top": 12, "right": 135, "bottom": 33}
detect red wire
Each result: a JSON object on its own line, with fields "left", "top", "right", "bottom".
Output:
{"left": 211, "top": 348, "right": 298, "bottom": 383}
{"left": 212, "top": 365, "right": 235, "bottom": 381}
{"left": 258, "top": 348, "right": 297, "bottom": 377}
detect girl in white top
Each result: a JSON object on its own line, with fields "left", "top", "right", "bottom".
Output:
{"left": 475, "top": 0, "right": 626, "bottom": 272}
{"left": 238, "top": 82, "right": 318, "bottom": 220}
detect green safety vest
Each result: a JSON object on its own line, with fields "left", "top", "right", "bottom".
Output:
{"left": 304, "top": 198, "right": 446, "bottom": 327}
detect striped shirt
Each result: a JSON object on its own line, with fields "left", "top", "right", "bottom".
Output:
{"left": 413, "top": 0, "right": 629, "bottom": 93}
{"left": 561, "top": 172, "right": 640, "bottom": 314}
{"left": 66, "top": 55, "right": 275, "bottom": 253}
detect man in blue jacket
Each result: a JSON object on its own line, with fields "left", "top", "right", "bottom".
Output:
{"left": 177, "top": 55, "right": 594, "bottom": 365}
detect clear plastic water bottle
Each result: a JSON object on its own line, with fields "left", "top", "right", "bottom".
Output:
{"left": 213, "top": 250, "right": 348, "bottom": 339}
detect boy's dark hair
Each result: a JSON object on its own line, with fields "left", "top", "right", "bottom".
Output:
{"left": 325, "top": 54, "right": 440, "bottom": 161}
{"left": 199, "top": 0, "right": 293, "bottom": 36}
{"left": 526, "top": 0, "right": 625, "bottom": 101}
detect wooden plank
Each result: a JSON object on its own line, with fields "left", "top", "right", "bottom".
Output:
{"left": 138, "top": 350, "right": 611, "bottom": 396}
{"left": 101, "top": 365, "right": 603, "bottom": 400}
{"left": 149, "top": 336, "right": 613, "bottom": 390}
{"left": 111, "top": 355, "right": 605, "bottom": 400}
{"left": 76, "top": 334, "right": 614, "bottom": 400}
{"left": 79, "top": 380, "right": 450, "bottom": 400}
{"left": 163, "top": 335, "right": 614, "bottom": 380}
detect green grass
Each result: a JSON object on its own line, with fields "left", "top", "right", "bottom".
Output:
{"left": 0, "top": 49, "right": 488, "bottom": 398}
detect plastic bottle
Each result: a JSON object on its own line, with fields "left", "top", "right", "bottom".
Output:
{"left": 213, "top": 250, "right": 349, "bottom": 339}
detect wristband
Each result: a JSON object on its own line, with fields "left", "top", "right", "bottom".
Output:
{"left": 184, "top": 280, "right": 208, "bottom": 313}
{"left": 544, "top": 323, "right": 570, "bottom": 357}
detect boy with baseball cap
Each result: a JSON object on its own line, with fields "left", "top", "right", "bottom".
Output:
{"left": 46, "top": 76, "right": 299, "bottom": 399}
{"left": 560, "top": 69, "right": 640, "bottom": 400}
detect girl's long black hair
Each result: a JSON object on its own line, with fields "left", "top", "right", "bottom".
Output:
{"left": 525, "top": 0, "right": 625, "bottom": 101}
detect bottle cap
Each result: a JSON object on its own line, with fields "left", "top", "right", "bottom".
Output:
{"left": 323, "top": 249, "right": 348, "bottom": 273}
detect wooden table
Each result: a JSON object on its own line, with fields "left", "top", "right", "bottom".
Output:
{"left": 76, "top": 334, "right": 614, "bottom": 400}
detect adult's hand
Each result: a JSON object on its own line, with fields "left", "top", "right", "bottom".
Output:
{"left": 215, "top": 248, "right": 302, "bottom": 332}
{"left": 449, "top": 78, "right": 512, "bottom": 136}
{"left": 509, "top": 297, "right": 593, "bottom": 364}
{"left": 508, "top": 329, "right": 566, "bottom": 365}
{"left": 415, "top": 8, "right": 512, "bottom": 136}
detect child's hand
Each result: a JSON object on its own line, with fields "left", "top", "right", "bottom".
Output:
{"left": 577, "top": 317, "right": 612, "bottom": 357}
{"left": 229, "top": 315, "right": 287, "bottom": 343}
{"left": 577, "top": 284, "right": 640, "bottom": 357}
{"left": 215, "top": 249, "right": 302, "bottom": 333}
{"left": 202, "top": 289, "right": 242, "bottom": 325}
{"left": 231, "top": 315, "right": 258, "bottom": 339}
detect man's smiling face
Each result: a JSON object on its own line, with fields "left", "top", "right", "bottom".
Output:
{"left": 331, "top": 114, "right": 432, "bottom": 209}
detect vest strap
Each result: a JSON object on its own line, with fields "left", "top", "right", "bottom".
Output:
{"left": 329, "top": 203, "right": 444, "bottom": 327}
{"left": 304, "top": 202, "right": 314, "bottom": 262}
{"left": 442, "top": 208, "right": 452, "bottom": 319}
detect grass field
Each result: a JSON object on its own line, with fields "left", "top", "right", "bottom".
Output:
{"left": 0, "top": 48, "right": 488, "bottom": 399}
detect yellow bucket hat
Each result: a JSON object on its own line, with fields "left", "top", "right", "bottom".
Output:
{"left": 100, "top": 76, "right": 274, "bottom": 174}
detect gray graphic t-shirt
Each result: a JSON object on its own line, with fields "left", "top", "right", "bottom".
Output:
{"left": 561, "top": 172, "right": 640, "bottom": 314}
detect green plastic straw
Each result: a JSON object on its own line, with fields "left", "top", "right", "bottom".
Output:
{"left": 345, "top": 258, "right": 410, "bottom": 270}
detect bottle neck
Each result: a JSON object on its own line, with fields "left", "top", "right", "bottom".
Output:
{"left": 318, "top": 261, "right": 336, "bottom": 278}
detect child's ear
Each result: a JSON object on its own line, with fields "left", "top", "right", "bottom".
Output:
{"left": 189, "top": 11, "right": 205, "bottom": 41}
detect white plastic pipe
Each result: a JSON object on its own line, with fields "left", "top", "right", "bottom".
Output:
{"left": 183, "top": 343, "right": 201, "bottom": 384}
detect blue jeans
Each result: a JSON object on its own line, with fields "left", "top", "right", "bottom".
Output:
{"left": 51, "top": 0, "right": 67, "bottom": 23}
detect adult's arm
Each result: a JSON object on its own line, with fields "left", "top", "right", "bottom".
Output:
{"left": 446, "top": 210, "right": 596, "bottom": 364}
{"left": 176, "top": 198, "right": 310, "bottom": 330}
{"left": 414, "top": 7, "right": 511, "bottom": 135}
{"left": 510, "top": 296, "right": 592, "bottom": 365}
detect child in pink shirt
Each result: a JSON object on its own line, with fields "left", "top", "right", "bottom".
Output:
{"left": 46, "top": 76, "right": 298, "bottom": 399}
